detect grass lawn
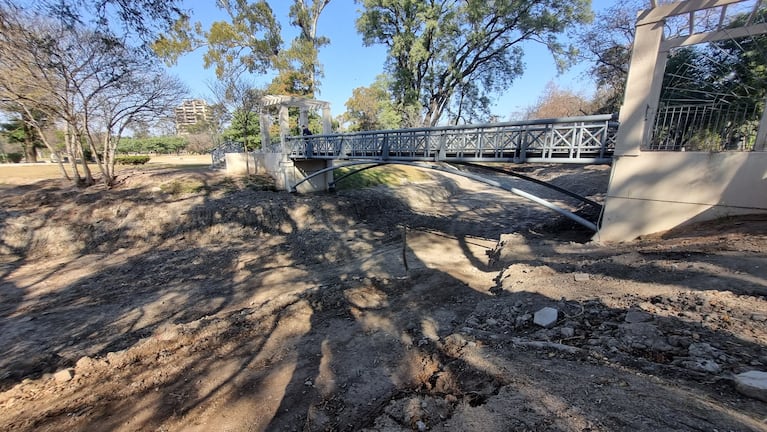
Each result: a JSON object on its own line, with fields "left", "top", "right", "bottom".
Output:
{"left": 0, "top": 155, "right": 212, "bottom": 185}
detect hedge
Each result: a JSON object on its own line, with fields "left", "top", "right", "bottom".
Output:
{"left": 115, "top": 155, "right": 151, "bottom": 165}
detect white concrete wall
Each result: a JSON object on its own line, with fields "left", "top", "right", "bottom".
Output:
{"left": 597, "top": 152, "right": 767, "bottom": 241}
{"left": 224, "top": 152, "right": 330, "bottom": 193}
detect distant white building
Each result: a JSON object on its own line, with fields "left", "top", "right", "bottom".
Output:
{"left": 175, "top": 99, "right": 211, "bottom": 134}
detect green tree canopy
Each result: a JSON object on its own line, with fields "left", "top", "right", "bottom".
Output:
{"left": 154, "top": 0, "right": 282, "bottom": 80}
{"left": 26, "top": 0, "right": 185, "bottom": 50}
{"left": 342, "top": 75, "right": 401, "bottom": 131}
{"left": 155, "top": 1, "right": 332, "bottom": 98}
{"left": 356, "top": 0, "right": 592, "bottom": 126}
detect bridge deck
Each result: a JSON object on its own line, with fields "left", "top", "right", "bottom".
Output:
{"left": 286, "top": 114, "right": 618, "bottom": 164}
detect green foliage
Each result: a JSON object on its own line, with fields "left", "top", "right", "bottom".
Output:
{"left": 115, "top": 155, "right": 151, "bottom": 165}
{"left": 154, "top": 0, "right": 282, "bottom": 80}
{"left": 356, "top": 0, "right": 592, "bottom": 126}
{"left": 3, "top": 153, "right": 23, "bottom": 163}
{"left": 35, "top": 0, "right": 185, "bottom": 49}
{"left": 343, "top": 75, "right": 402, "bottom": 130}
{"left": 117, "top": 136, "right": 187, "bottom": 154}
{"left": 222, "top": 109, "right": 261, "bottom": 150}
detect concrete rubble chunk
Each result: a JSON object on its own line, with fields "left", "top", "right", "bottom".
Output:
{"left": 734, "top": 370, "right": 767, "bottom": 402}
{"left": 573, "top": 273, "right": 590, "bottom": 282}
{"left": 534, "top": 307, "right": 558, "bottom": 328}
{"left": 54, "top": 368, "right": 74, "bottom": 383}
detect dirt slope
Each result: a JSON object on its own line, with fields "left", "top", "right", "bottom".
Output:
{"left": 0, "top": 165, "right": 765, "bottom": 431}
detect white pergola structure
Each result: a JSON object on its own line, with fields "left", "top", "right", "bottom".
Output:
{"left": 259, "top": 95, "right": 333, "bottom": 148}
{"left": 598, "top": 0, "right": 767, "bottom": 241}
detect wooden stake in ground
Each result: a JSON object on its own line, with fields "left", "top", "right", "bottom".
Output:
{"left": 401, "top": 225, "right": 409, "bottom": 273}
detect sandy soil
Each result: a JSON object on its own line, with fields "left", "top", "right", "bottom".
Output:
{"left": 0, "top": 164, "right": 765, "bottom": 431}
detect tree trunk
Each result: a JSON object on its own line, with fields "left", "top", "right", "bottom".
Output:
{"left": 65, "top": 130, "right": 81, "bottom": 185}
{"left": 23, "top": 107, "right": 69, "bottom": 181}
{"left": 20, "top": 114, "right": 37, "bottom": 162}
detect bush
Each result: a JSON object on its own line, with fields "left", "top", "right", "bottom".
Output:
{"left": 4, "top": 153, "right": 23, "bottom": 163}
{"left": 115, "top": 155, "right": 151, "bottom": 165}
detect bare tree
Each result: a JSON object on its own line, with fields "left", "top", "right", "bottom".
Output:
{"left": 0, "top": 4, "right": 186, "bottom": 187}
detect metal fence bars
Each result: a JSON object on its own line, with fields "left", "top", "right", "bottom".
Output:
{"left": 648, "top": 102, "right": 763, "bottom": 151}
{"left": 285, "top": 114, "right": 618, "bottom": 164}
{"left": 210, "top": 141, "right": 245, "bottom": 167}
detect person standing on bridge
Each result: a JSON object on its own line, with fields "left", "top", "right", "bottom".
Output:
{"left": 302, "top": 125, "right": 313, "bottom": 157}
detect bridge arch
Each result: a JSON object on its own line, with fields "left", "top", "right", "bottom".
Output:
{"left": 290, "top": 161, "right": 598, "bottom": 231}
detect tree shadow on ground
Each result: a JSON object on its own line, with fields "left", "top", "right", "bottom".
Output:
{"left": 0, "top": 170, "right": 765, "bottom": 431}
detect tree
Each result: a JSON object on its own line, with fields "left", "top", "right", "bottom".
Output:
{"left": 22, "top": 0, "right": 185, "bottom": 50}
{"left": 223, "top": 109, "right": 262, "bottom": 148}
{"left": 524, "top": 81, "right": 593, "bottom": 119}
{"left": 342, "top": 75, "right": 401, "bottom": 131}
{"left": 446, "top": 81, "right": 492, "bottom": 125}
{"left": 356, "top": 0, "right": 592, "bottom": 126}
{"left": 0, "top": 5, "right": 187, "bottom": 187}
{"left": 0, "top": 106, "right": 48, "bottom": 162}
{"left": 275, "top": 0, "right": 332, "bottom": 96}
{"left": 153, "top": 1, "right": 282, "bottom": 81}
{"left": 574, "top": 0, "right": 642, "bottom": 113}
{"left": 155, "top": 1, "right": 332, "bottom": 99}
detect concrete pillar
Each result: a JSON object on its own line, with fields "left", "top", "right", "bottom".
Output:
{"left": 322, "top": 106, "right": 332, "bottom": 134}
{"left": 260, "top": 112, "right": 271, "bottom": 149}
{"left": 756, "top": 94, "right": 767, "bottom": 151}
{"left": 613, "top": 17, "right": 665, "bottom": 156}
{"left": 279, "top": 105, "right": 289, "bottom": 148}
{"left": 299, "top": 108, "right": 309, "bottom": 131}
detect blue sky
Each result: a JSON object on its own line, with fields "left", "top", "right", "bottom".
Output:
{"left": 168, "top": 0, "right": 614, "bottom": 122}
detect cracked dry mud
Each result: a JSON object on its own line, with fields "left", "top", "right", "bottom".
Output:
{"left": 0, "top": 164, "right": 765, "bottom": 431}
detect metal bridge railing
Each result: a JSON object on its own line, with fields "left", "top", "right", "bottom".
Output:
{"left": 285, "top": 114, "right": 618, "bottom": 164}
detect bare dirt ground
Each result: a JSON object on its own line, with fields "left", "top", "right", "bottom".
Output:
{"left": 0, "top": 163, "right": 765, "bottom": 431}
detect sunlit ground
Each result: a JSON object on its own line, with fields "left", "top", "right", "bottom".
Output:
{"left": 0, "top": 154, "right": 212, "bottom": 185}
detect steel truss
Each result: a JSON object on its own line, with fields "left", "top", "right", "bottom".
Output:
{"left": 285, "top": 114, "right": 618, "bottom": 164}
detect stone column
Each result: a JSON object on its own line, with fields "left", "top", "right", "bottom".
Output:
{"left": 279, "top": 105, "right": 289, "bottom": 147}
{"left": 613, "top": 17, "right": 665, "bottom": 156}
{"left": 322, "top": 106, "right": 332, "bottom": 134}
{"left": 260, "top": 112, "right": 271, "bottom": 150}
{"left": 299, "top": 108, "right": 309, "bottom": 131}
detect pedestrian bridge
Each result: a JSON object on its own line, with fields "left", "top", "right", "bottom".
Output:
{"left": 285, "top": 114, "right": 618, "bottom": 164}
{"left": 277, "top": 114, "right": 618, "bottom": 232}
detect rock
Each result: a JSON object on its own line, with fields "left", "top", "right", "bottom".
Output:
{"left": 515, "top": 313, "right": 532, "bottom": 327}
{"left": 155, "top": 324, "right": 179, "bottom": 342}
{"left": 573, "top": 273, "right": 590, "bottom": 282}
{"left": 688, "top": 342, "right": 720, "bottom": 359}
{"left": 416, "top": 420, "right": 427, "bottom": 431}
{"left": 534, "top": 307, "right": 558, "bottom": 328}
{"left": 560, "top": 327, "right": 575, "bottom": 338}
{"left": 624, "top": 310, "right": 652, "bottom": 324}
{"left": 75, "top": 356, "right": 95, "bottom": 372}
{"left": 619, "top": 322, "right": 674, "bottom": 352}
{"left": 733, "top": 371, "right": 767, "bottom": 402}
{"left": 54, "top": 368, "right": 74, "bottom": 383}
{"left": 682, "top": 358, "right": 721, "bottom": 374}
{"left": 750, "top": 314, "right": 767, "bottom": 322}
